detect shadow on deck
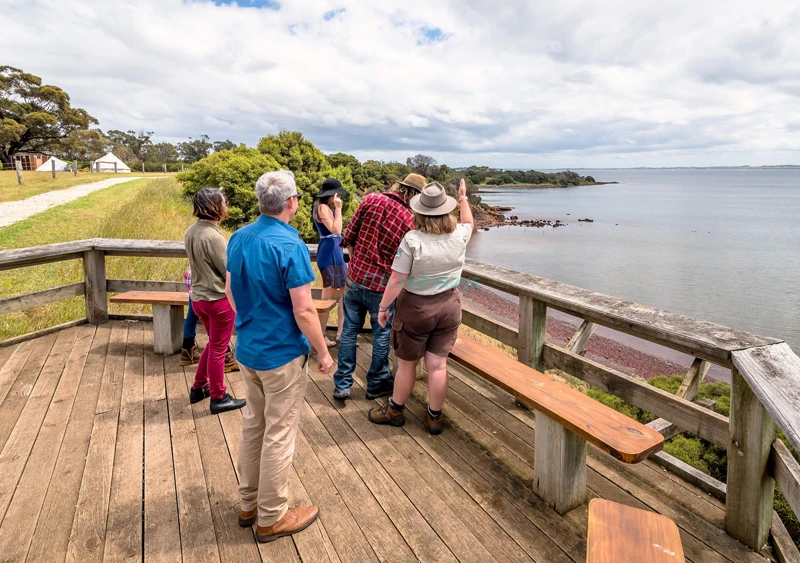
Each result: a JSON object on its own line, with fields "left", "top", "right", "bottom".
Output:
{"left": 0, "top": 321, "right": 769, "bottom": 562}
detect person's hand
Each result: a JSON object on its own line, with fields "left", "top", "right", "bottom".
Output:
{"left": 458, "top": 178, "right": 467, "bottom": 200}
{"left": 333, "top": 194, "right": 343, "bottom": 210}
{"left": 378, "top": 309, "right": 390, "bottom": 328}
{"left": 318, "top": 350, "right": 334, "bottom": 374}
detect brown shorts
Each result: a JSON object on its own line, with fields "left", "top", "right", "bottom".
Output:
{"left": 391, "top": 289, "right": 462, "bottom": 361}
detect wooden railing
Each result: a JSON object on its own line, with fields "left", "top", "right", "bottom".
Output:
{"left": 1, "top": 238, "right": 800, "bottom": 557}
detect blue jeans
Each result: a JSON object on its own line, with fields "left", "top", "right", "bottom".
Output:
{"left": 334, "top": 279, "right": 394, "bottom": 394}
{"left": 184, "top": 297, "right": 198, "bottom": 340}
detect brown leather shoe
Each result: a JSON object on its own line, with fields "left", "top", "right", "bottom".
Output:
{"left": 180, "top": 346, "right": 202, "bottom": 366}
{"left": 368, "top": 400, "right": 405, "bottom": 427}
{"left": 426, "top": 410, "right": 443, "bottom": 435}
{"left": 256, "top": 506, "right": 320, "bottom": 543}
{"left": 238, "top": 507, "right": 257, "bottom": 527}
{"left": 224, "top": 348, "right": 240, "bottom": 373}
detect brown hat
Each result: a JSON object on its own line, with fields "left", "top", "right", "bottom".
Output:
{"left": 396, "top": 173, "right": 426, "bottom": 192}
{"left": 410, "top": 182, "right": 457, "bottom": 216}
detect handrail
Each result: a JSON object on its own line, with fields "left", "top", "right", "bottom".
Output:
{"left": 0, "top": 238, "right": 799, "bottom": 552}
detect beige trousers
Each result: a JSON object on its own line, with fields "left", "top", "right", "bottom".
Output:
{"left": 238, "top": 354, "right": 308, "bottom": 527}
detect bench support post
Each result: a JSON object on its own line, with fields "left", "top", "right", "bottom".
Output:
{"left": 153, "top": 304, "right": 184, "bottom": 355}
{"left": 534, "top": 411, "right": 587, "bottom": 514}
{"left": 724, "top": 366, "right": 776, "bottom": 550}
{"left": 83, "top": 249, "right": 108, "bottom": 324}
{"left": 519, "top": 296, "right": 546, "bottom": 371}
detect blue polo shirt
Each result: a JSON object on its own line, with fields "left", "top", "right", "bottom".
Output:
{"left": 227, "top": 215, "right": 316, "bottom": 371}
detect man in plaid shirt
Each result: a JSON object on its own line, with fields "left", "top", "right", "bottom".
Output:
{"left": 332, "top": 173, "right": 426, "bottom": 401}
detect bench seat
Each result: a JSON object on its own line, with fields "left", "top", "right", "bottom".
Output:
{"left": 450, "top": 332, "right": 664, "bottom": 513}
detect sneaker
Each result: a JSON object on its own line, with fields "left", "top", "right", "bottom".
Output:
{"left": 332, "top": 389, "right": 350, "bottom": 401}
{"left": 189, "top": 385, "right": 210, "bottom": 404}
{"left": 368, "top": 400, "right": 405, "bottom": 427}
{"left": 210, "top": 393, "right": 246, "bottom": 415}
{"left": 224, "top": 348, "right": 240, "bottom": 373}
{"left": 366, "top": 378, "right": 394, "bottom": 400}
{"left": 256, "top": 506, "right": 320, "bottom": 543}
{"left": 180, "top": 346, "right": 202, "bottom": 366}
{"left": 426, "top": 410, "right": 444, "bottom": 435}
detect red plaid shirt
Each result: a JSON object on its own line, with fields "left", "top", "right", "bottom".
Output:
{"left": 341, "top": 191, "right": 413, "bottom": 291}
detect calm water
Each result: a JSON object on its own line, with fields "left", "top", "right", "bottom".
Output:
{"left": 467, "top": 169, "right": 800, "bottom": 352}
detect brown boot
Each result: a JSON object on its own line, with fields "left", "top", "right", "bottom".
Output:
{"left": 255, "top": 506, "right": 320, "bottom": 543}
{"left": 224, "top": 348, "right": 240, "bottom": 373}
{"left": 368, "top": 400, "right": 405, "bottom": 427}
{"left": 426, "top": 409, "right": 443, "bottom": 435}
{"left": 238, "top": 507, "right": 257, "bottom": 527}
{"left": 180, "top": 346, "right": 201, "bottom": 366}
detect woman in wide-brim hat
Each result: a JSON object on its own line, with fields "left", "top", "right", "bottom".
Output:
{"left": 368, "top": 179, "right": 474, "bottom": 435}
{"left": 313, "top": 178, "right": 349, "bottom": 346}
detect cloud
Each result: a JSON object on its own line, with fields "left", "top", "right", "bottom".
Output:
{"left": 1, "top": 0, "right": 799, "bottom": 167}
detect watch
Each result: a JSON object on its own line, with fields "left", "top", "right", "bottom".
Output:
{"left": 379, "top": 304, "right": 389, "bottom": 312}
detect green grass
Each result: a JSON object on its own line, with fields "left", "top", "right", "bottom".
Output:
{"left": 0, "top": 170, "right": 174, "bottom": 203}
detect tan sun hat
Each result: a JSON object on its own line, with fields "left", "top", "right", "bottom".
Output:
{"left": 396, "top": 173, "right": 427, "bottom": 192}
{"left": 410, "top": 182, "right": 457, "bottom": 216}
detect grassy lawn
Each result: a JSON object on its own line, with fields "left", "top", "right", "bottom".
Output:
{"left": 0, "top": 170, "right": 175, "bottom": 203}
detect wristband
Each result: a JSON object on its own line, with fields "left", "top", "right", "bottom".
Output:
{"left": 378, "top": 304, "right": 389, "bottom": 312}
{"left": 459, "top": 195, "right": 468, "bottom": 202}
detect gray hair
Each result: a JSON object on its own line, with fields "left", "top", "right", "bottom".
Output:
{"left": 255, "top": 170, "right": 297, "bottom": 216}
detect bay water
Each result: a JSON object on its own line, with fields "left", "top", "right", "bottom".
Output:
{"left": 467, "top": 169, "right": 800, "bottom": 353}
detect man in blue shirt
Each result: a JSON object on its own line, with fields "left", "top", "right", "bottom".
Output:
{"left": 225, "top": 170, "right": 332, "bottom": 544}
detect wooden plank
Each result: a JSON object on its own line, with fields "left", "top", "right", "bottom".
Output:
{"left": 0, "top": 319, "right": 87, "bottom": 349}
{"left": 463, "top": 258, "right": 781, "bottom": 363}
{"left": 0, "top": 328, "right": 77, "bottom": 522}
{"left": 0, "top": 341, "right": 34, "bottom": 407}
{"left": 103, "top": 322, "right": 145, "bottom": 561}
{"left": 651, "top": 451, "right": 727, "bottom": 502}
{"left": 771, "top": 439, "right": 800, "bottom": 522}
{"left": 92, "top": 238, "right": 186, "bottom": 258}
{"left": 65, "top": 322, "right": 128, "bottom": 563}
{"left": 288, "top": 466, "right": 343, "bottom": 563}
{"left": 646, "top": 357, "right": 711, "bottom": 440}
{"left": 461, "top": 304, "right": 519, "bottom": 348}
{"left": 725, "top": 365, "right": 777, "bottom": 550}
{"left": 0, "top": 239, "right": 94, "bottom": 271}
{"left": 83, "top": 249, "right": 108, "bottom": 324}
{"left": 108, "top": 279, "right": 186, "bottom": 293}
{"left": 153, "top": 304, "right": 184, "bottom": 354}
{"left": 543, "top": 343, "right": 729, "bottom": 447}
{"left": 181, "top": 364, "right": 261, "bottom": 563}
{"left": 163, "top": 353, "right": 221, "bottom": 563}
{"left": 0, "top": 334, "right": 57, "bottom": 436}
{"left": 0, "top": 325, "right": 95, "bottom": 560}
{"left": 26, "top": 324, "right": 111, "bottom": 561}
{"left": 452, "top": 333, "right": 664, "bottom": 463}
{"left": 565, "top": 320, "right": 597, "bottom": 355}
{"left": 534, "top": 411, "right": 587, "bottom": 514}
{"left": 300, "top": 383, "right": 448, "bottom": 562}
{"left": 771, "top": 509, "right": 800, "bottom": 563}
{"left": 110, "top": 290, "right": 189, "bottom": 306}
{"left": 732, "top": 343, "right": 800, "bottom": 456}
{"left": 518, "top": 295, "right": 545, "bottom": 370}
{"left": 142, "top": 326, "right": 181, "bottom": 563}
{"left": 0, "top": 282, "right": 85, "bottom": 314}
{"left": 586, "top": 498, "right": 685, "bottom": 562}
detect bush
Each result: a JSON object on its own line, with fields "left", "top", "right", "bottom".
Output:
{"left": 585, "top": 175, "right": 595, "bottom": 182}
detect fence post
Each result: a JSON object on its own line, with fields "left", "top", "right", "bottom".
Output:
{"left": 89, "top": 160, "right": 93, "bottom": 173}
{"left": 163, "top": 163, "right": 166, "bottom": 173}
{"left": 51, "top": 158, "right": 56, "bottom": 179}
{"left": 518, "top": 295, "right": 546, "bottom": 371}
{"left": 15, "top": 160, "right": 23, "bottom": 184}
{"left": 142, "top": 162, "right": 145, "bottom": 173}
{"left": 83, "top": 249, "right": 108, "bottom": 324}
{"left": 114, "top": 161, "right": 118, "bottom": 174}
{"left": 74, "top": 160, "right": 78, "bottom": 176}
{"left": 96, "top": 161, "right": 101, "bottom": 173}
{"left": 724, "top": 366, "right": 776, "bottom": 550}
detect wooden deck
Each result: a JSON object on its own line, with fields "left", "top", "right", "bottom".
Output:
{"left": 0, "top": 321, "right": 771, "bottom": 562}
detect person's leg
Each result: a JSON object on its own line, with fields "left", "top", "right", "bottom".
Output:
{"left": 191, "top": 302, "right": 211, "bottom": 391}
{"left": 366, "top": 290, "right": 393, "bottom": 393}
{"left": 238, "top": 365, "right": 266, "bottom": 513}
{"left": 320, "top": 286, "right": 342, "bottom": 346}
{"left": 424, "top": 352, "right": 449, "bottom": 411}
{"left": 333, "top": 284, "right": 367, "bottom": 395}
{"left": 194, "top": 298, "right": 233, "bottom": 400}
{"left": 256, "top": 355, "right": 308, "bottom": 527}
{"left": 391, "top": 358, "right": 418, "bottom": 405}
{"left": 183, "top": 297, "right": 198, "bottom": 350}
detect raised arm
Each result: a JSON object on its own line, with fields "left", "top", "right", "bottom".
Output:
{"left": 458, "top": 178, "right": 474, "bottom": 227}
{"left": 317, "top": 198, "right": 343, "bottom": 235}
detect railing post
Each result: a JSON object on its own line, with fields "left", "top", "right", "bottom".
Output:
{"left": 83, "top": 249, "right": 108, "bottom": 324}
{"left": 534, "top": 411, "right": 587, "bottom": 514}
{"left": 724, "top": 366, "right": 776, "bottom": 550}
{"left": 518, "top": 295, "right": 546, "bottom": 371}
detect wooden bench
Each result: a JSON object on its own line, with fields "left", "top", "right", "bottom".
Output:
{"left": 587, "top": 499, "right": 684, "bottom": 562}
{"left": 449, "top": 333, "right": 664, "bottom": 514}
{"left": 110, "top": 291, "right": 337, "bottom": 355}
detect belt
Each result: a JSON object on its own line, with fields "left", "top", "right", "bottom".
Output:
{"left": 319, "top": 234, "right": 342, "bottom": 240}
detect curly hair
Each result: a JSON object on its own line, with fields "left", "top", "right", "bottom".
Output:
{"left": 193, "top": 188, "right": 228, "bottom": 221}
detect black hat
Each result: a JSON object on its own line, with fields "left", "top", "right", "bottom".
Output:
{"left": 316, "top": 178, "right": 348, "bottom": 199}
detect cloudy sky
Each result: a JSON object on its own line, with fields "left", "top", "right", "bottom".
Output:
{"left": 2, "top": 0, "right": 799, "bottom": 167}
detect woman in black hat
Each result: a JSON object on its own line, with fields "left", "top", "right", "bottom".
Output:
{"left": 314, "top": 178, "right": 349, "bottom": 346}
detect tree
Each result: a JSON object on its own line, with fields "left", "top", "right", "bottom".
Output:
{"left": 0, "top": 65, "right": 97, "bottom": 163}
{"left": 106, "top": 129, "right": 152, "bottom": 161}
{"left": 213, "top": 139, "right": 236, "bottom": 152}
{"left": 406, "top": 154, "right": 437, "bottom": 178}
{"left": 178, "top": 135, "right": 212, "bottom": 163}
{"left": 145, "top": 142, "right": 179, "bottom": 164}
{"left": 326, "top": 152, "right": 360, "bottom": 169}
{"left": 57, "top": 128, "right": 110, "bottom": 161}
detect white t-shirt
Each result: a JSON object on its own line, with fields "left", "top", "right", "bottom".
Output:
{"left": 391, "top": 223, "right": 473, "bottom": 296}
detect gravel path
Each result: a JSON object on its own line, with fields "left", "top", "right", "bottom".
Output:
{"left": 0, "top": 176, "right": 148, "bottom": 228}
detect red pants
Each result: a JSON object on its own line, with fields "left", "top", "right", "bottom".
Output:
{"left": 191, "top": 297, "right": 235, "bottom": 400}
